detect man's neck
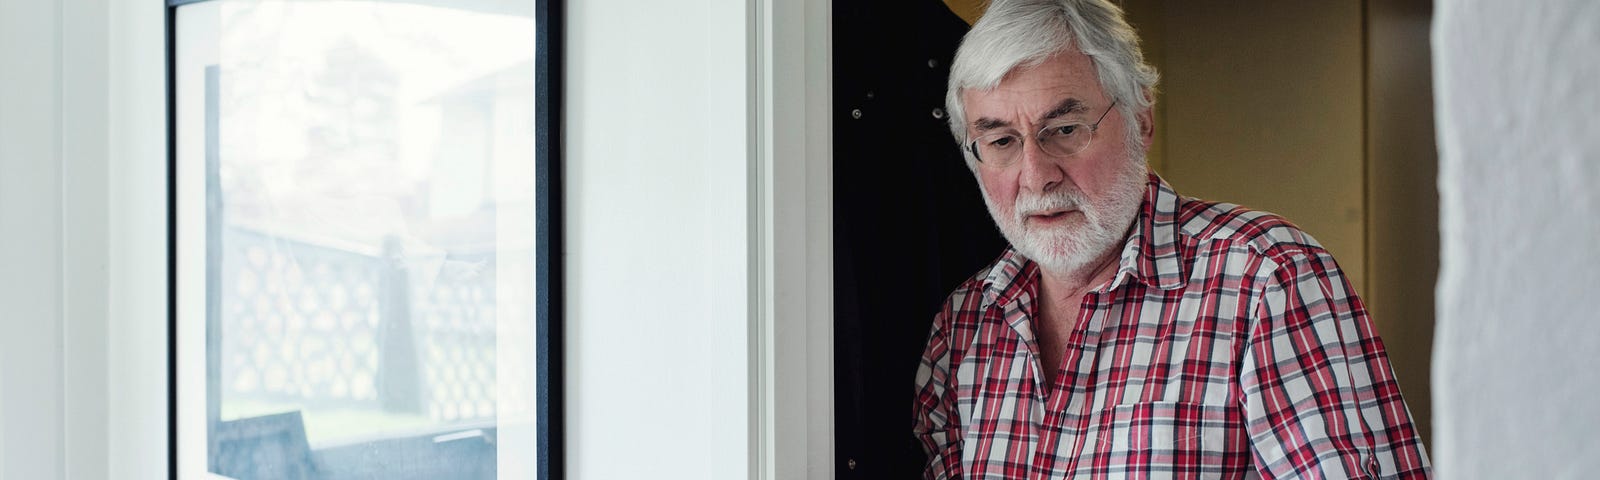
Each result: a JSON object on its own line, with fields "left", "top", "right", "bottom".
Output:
{"left": 1036, "top": 248, "right": 1122, "bottom": 314}
{"left": 1030, "top": 248, "right": 1123, "bottom": 379}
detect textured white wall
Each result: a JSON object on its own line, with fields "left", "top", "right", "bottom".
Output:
{"left": 1433, "top": 0, "right": 1600, "bottom": 477}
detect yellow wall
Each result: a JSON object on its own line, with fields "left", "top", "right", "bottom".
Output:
{"left": 1120, "top": 0, "right": 1167, "bottom": 175}
{"left": 1127, "top": 1, "right": 1368, "bottom": 293}
{"left": 943, "top": 0, "right": 984, "bottom": 26}
{"left": 1363, "top": 0, "right": 1437, "bottom": 447}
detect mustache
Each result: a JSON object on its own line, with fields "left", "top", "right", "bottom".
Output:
{"left": 1014, "top": 188, "right": 1087, "bottom": 219}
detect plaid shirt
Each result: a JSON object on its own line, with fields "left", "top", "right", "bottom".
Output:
{"left": 914, "top": 174, "right": 1431, "bottom": 479}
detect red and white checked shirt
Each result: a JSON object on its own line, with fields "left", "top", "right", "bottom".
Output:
{"left": 914, "top": 174, "right": 1431, "bottom": 479}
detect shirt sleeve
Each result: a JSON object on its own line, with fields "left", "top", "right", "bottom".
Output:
{"left": 1241, "top": 251, "right": 1432, "bottom": 479}
{"left": 913, "top": 304, "right": 964, "bottom": 480}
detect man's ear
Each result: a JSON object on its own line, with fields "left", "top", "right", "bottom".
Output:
{"left": 1135, "top": 89, "right": 1156, "bottom": 149}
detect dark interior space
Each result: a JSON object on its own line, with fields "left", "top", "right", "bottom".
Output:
{"left": 832, "top": 2, "right": 1006, "bottom": 478}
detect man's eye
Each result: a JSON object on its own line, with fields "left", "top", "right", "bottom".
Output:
{"left": 1051, "top": 124, "right": 1079, "bottom": 136}
{"left": 988, "top": 136, "right": 1017, "bottom": 148}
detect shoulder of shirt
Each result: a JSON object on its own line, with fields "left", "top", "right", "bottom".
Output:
{"left": 1171, "top": 195, "right": 1331, "bottom": 265}
{"left": 937, "top": 251, "right": 1011, "bottom": 325}
{"left": 948, "top": 253, "right": 1002, "bottom": 300}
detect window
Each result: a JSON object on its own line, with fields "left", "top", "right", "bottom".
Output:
{"left": 171, "top": 0, "right": 560, "bottom": 477}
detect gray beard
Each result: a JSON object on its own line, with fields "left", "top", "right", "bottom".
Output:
{"left": 980, "top": 155, "right": 1148, "bottom": 279}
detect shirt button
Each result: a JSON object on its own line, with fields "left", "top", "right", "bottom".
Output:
{"left": 850, "top": 108, "right": 863, "bottom": 119}
{"left": 927, "top": 58, "right": 939, "bottom": 68}
{"left": 847, "top": 458, "right": 857, "bottom": 470}
{"left": 932, "top": 108, "right": 946, "bottom": 119}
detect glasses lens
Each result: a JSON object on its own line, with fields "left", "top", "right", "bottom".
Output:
{"left": 972, "top": 133, "right": 1022, "bottom": 165}
{"left": 969, "top": 122, "right": 1096, "bottom": 166}
{"left": 1040, "top": 123, "right": 1091, "bottom": 157}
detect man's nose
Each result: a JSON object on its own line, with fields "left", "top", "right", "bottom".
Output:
{"left": 1018, "top": 138, "right": 1064, "bottom": 193}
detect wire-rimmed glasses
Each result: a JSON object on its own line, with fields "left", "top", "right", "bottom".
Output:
{"left": 965, "top": 100, "right": 1118, "bottom": 167}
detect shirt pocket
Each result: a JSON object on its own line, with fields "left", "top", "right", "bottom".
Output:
{"left": 1087, "top": 401, "right": 1243, "bottom": 479}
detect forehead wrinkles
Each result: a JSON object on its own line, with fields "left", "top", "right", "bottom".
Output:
{"left": 966, "top": 59, "right": 1102, "bottom": 132}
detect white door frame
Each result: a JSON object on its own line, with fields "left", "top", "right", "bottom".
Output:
{"left": 751, "top": 0, "right": 835, "bottom": 477}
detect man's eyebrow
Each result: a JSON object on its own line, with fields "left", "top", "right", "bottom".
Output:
{"left": 970, "top": 98, "right": 1088, "bottom": 133}
{"left": 1041, "top": 98, "right": 1088, "bottom": 122}
{"left": 972, "top": 117, "right": 1011, "bottom": 133}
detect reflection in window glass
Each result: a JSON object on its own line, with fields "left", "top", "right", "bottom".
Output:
{"left": 175, "top": 1, "right": 537, "bottom": 478}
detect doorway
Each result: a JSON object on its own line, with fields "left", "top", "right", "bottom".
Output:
{"left": 830, "top": 1, "right": 1438, "bottom": 477}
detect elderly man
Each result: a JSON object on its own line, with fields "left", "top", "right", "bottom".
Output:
{"left": 911, "top": 0, "right": 1432, "bottom": 478}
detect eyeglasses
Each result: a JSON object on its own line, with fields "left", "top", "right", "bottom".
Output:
{"left": 965, "top": 100, "right": 1118, "bottom": 168}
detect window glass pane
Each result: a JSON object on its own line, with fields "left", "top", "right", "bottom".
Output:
{"left": 175, "top": 1, "right": 537, "bottom": 478}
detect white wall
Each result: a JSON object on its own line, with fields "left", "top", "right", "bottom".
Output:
{"left": 564, "top": 1, "right": 752, "bottom": 478}
{"left": 0, "top": 0, "right": 67, "bottom": 476}
{"left": 106, "top": 0, "right": 173, "bottom": 476}
{"left": 0, "top": 0, "right": 118, "bottom": 475}
{"left": 1432, "top": 0, "right": 1600, "bottom": 477}
{"left": 564, "top": 0, "right": 837, "bottom": 474}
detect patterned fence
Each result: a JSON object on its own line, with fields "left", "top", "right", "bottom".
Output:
{"left": 219, "top": 224, "right": 502, "bottom": 424}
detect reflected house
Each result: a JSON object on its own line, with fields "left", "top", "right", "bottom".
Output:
{"left": 213, "top": 55, "right": 536, "bottom": 479}
{"left": 408, "top": 57, "right": 537, "bottom": 427}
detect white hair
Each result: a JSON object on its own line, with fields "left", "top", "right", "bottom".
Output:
{"left": 946, "top": 0, "right": 1159, "bottom": 169}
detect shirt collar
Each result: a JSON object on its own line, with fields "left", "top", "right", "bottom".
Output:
{"left": 1108, "top": 172, "right": 1187, "bottom": 291}
{"left": 983, "top": 172, "right": 1188, "bottom": 306}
